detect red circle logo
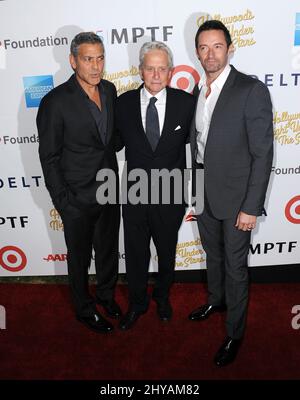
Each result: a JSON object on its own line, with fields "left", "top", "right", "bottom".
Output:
{"left": 285, "top": 195, "right": 300, "bottom": 224}
{"left": 169, "top": 65, "right": 200, "bottom": 93}
{"left": 0, "top": 246, "right": 27, "bottom": 272}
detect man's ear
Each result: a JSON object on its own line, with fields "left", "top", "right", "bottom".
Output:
{"left": 228, "top": 43, "right": 235, "bottom": 55}
{"left": 69, "top": 54, "right": 76, "bottom": 71}
{"left": 139, "top": 67, "right": 144, "bottom": 81}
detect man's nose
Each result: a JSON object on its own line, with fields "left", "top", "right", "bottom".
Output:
{"left": 91, "top": 59, "right": 101, "bottom": 69}
{"left": 207, "top": 48, "right": 214, "bottom": 58}
{"left": 153, "top": 69, "right": 160, "bottom": 79}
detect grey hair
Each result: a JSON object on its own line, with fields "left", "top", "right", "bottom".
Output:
{"left": 70, "top": 32, "right": 104, "bottom": 57}
{"left": 139, "top": 41, "right": 173, "bottom": 69}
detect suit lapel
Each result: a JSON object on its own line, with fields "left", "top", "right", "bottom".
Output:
{"left": 138, "top": 86, "right": 180, "bottom": 153}
{"left": 101, "top": 81, "right": 112, "bottom": 144}
{"left": 69, "top": 75, "right": 105, "bottom": 146}
{"left": 136, "top": 86, "right": 146, "bottom": 135}
{"left": 191, "top": 66, "right": 237, "bottom": 164}
{"left": 136, "top": 86, "right": 157, "bottom": 152}
{"left": 190, "top": 85, "right": 201, "bottom": 163}
{"left": 160, "top": 87, "right": 175, "bottom": 137}
{"left": 155, "top": 87, "right": 177, "bottom": 151}
{"left": 207, "top": 65, "right": 237, "bottom": 134}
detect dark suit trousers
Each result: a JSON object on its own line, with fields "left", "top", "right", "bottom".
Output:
{"left": 197, "top": 199, "right": 251, "bottom": 340}
{"left": 123, "top": 205, "right": 184, "bottom": 313}
{"left": 61, "top": 204, "right": 120, "bottom": 318}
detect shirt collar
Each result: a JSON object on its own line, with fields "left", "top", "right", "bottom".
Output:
{"left": 74, "top": 74, "right": 104, "bottom": 99}
{"left": 199, "top": 64, "right": 231, "bottom": 90}
{"left": 141, "top": 86, "right": 167, "bottom": 103}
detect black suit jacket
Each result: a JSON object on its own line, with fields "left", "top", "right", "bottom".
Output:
{"left": 190, "top": 65, "right": 274, "bottom": 219}
{"left": 116, "top": 86, "right": 195, "bottom": 212}
{"left": 37, "top": 74, "right": 118, "bottom": 214}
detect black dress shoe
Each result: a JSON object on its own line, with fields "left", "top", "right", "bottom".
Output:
{"left": 214, "top": 337, "right": 241, "bottom": 367}
{"left": 119, "top": 310, "right": 143, "bottom": 331}
{"left": 157, "top": 301, "right": 173, "bottom": 321}
{"left": 77, "top": 313, "right": 114, "bottom": 334}
{"left": 188, "top": 303, "right": 226, "bottom": 321}
{"left": 97, "top": 299, "right": 122, "bottom": 319}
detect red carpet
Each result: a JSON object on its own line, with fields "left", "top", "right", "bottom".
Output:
{"left": 0, "top": 282, "right": 299, "bottom": 380}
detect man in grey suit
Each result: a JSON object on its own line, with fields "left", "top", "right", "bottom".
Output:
{"left": 189, "top": 20, "right": 273, "bottom": 366}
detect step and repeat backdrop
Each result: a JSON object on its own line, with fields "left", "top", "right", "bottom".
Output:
{"left": 0, "top": 0, "right": 299, "bottom": 276}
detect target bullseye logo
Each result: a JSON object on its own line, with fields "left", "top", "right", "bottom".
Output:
{"left": 285, "top": 195, "right": 300, "bottom": 224}
{"left": 169, "top": 65, "right": 200, "bottom": 93}
{"left": 0, "top": 246, "right": 27, "bottom": 272}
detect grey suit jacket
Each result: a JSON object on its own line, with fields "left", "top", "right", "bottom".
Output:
{"left": 190, "top": 65, "right": 273, "bottom": 219}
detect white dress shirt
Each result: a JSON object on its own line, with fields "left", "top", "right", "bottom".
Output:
{"left": 196, "top": 64, "right": 231, "bottom": 163}
{"left": 140, "top": 87, "right": 167, "bottom": 135}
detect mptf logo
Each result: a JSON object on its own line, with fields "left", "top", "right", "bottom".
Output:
{"left": 23, "top": 75, "right": 54, "bottom": 108}
{"left": 0, "top": 246, "right": 27, "bottom": 272}
{"left": 285, "top": 195, "right": 300, "bottom": 224}
{"left": 96, "top": 25, "right": 173, "bottom": 45}
{"left": 0, "top": 216, "right": 29, "bottom": 229}
{"left": 169, "top": 65, "right": 200, "bottom": 94}
{"left": 0, "top": 305, "right": 6, "bottom": 330}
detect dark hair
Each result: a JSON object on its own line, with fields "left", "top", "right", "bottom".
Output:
{"left": 195, "top": 20, "right": 232, "bottom": 49}
{"left": 70, "top": 32, "right": 103, "bottom": 57}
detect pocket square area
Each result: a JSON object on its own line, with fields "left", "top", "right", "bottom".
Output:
{"left": 174, "top": 125, "right": 181, "bottom": 131}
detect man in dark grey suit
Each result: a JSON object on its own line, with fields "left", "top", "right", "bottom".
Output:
{"left": 189, "top": 20, "right": 273, "bottom": 366}
{"left": 37, "top": 32, "right": 121, "bottom": 334}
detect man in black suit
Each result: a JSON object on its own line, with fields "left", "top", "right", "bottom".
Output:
{"left": 37, "top": 32, "right": 121, "bottom": 334}
{"left": 189, "top": 20, "right": 273, "bottom": 365}
{"left": 116, "top": 41, "right": 195, "bottom": 330}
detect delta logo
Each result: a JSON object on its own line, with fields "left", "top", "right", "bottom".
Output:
{"left": 23, "top": 75, "right": 54, "bottom": 108}
{"left": 43, "top": 254, "right": 67, "bottom": 262}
